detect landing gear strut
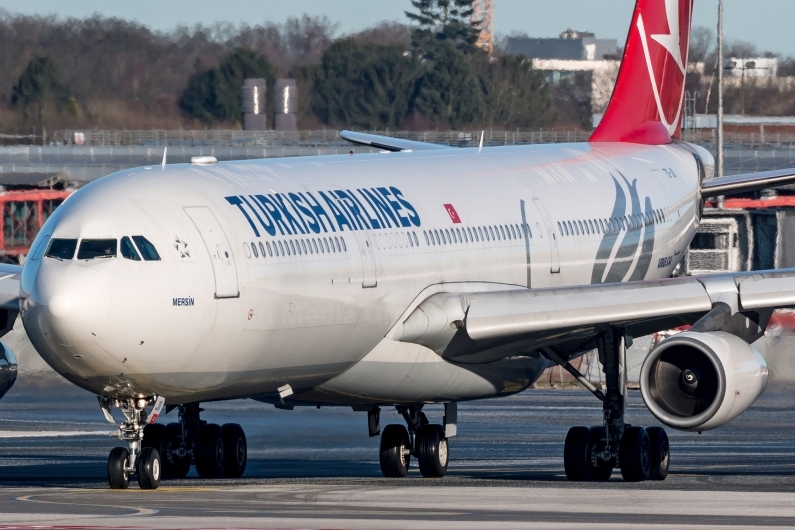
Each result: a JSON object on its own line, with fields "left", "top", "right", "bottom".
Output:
{"left": 379, "top": 403, "right": 454, "bottom": 478}
{"left": 561, "top": 331, "right": 670, "bottom": 482}
{"left": 101, "top": 398, "right": 247, "bottom": 489}
{"left": 101, "top": 395, "right": 164, "bottom": 490}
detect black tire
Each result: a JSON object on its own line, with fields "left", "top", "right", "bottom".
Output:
{"left": 195, "top": 423, "right": 225, "bottom": 478}
{"left": 108, "top": 447, "right": 130, "bottom": 490}
{"left": 619, "top": 426, "right": 651, "bottom": 482}
{"left": 165, "top": 422, "right": 191, "bottom": 479}
{"left": 142, "top": 423, "right": 169, "bottom": 475}
{"left": 379, "top": 424, "right": 411, "bottom": 478}
{"left": 646, "top": 426, "right": 670, "bottom": 481}
{"left": 417, "top": 425, "right": 448, "bottom": 478}
{"left": 563, "top": 426, "right": 593, "bottom": 481}
{"left": 588, "top": 426, "right": 614, "bottom": 481}
{"left": 136, "top": 447, "right": 161, "bottom": 490}
{"left": 221, "top": 423, "right": 247, "bottom": 478}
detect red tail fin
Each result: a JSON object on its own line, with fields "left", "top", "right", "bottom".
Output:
{"left": 590, "top": 0, "right": 693, "bottom": 145}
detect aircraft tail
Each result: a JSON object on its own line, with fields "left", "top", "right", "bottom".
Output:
{"left": 590, "top": 0, "right": 694, "bottom": 145}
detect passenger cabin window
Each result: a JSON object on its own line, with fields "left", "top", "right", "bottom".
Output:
{"left": 46, "top": 238, "right": 78, "bottom": 260}
{"left": 132, "top": 236, "right": 161, "bottom": 261}
{"left": 77, "top": 239, "right": 117, "bottom": 260}
{"left": 120, "top": 237, "right": 141, "bottom": 261}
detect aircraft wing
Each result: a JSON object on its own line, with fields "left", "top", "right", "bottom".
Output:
{"left": 393, "top": 270, "right": 795, "bottom": 364}
{"left": 0, "top": 263, "right": 22, "bottom": 312}
{"left": 340, "top": 130, "right": 455, "bottom": 152}
{"left": 702, "top": 168, "right": 795, "bottom": 197}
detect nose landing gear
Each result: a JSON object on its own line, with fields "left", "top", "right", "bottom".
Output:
{"left": 101, "top": 395, "right": 164, "bottom": 490}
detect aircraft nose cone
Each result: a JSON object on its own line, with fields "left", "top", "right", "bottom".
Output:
{"left": 25, "top": 262, "right": 111, "bottom": 347}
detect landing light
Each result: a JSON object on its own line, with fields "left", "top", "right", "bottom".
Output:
{"left": 136, "top": 398, "right": 148, "bottom": 409}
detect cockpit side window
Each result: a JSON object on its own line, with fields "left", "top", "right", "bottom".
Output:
{"left": 30, "top": 234, "right": 51, "bottom": 260}
{"left": 77, "top": 239, "right": 117, "bottom": 260}
{"left": 132, "top": 236, "right": 161, "bottom": 261}
{"left": 45, "top": 238, "right": 78, "bottom": 260}
{"left": 120, "top": 237, "right": 141, "bottom": 261}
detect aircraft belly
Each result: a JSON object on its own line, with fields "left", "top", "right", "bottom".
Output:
{"left": 311, "top": 337, "right": 548, "bottom": 404}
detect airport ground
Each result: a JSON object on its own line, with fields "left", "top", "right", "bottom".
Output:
{"left": 1, "top": 381, "right": 795, "bottom": 528}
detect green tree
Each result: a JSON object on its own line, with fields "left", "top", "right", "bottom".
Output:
{"left": 179, "top": 47, "right": 276, "bottom": 124}
{"left": 405, "top": 0, "right": 480, "bottom": 55}
{"left": 312, "top": 39, "right": 418, "bottom": 129}
{"left": 11, "top": 56, "right": 75, "bottom": 124}
{"left": 408, "top": 41, "right": 484, "bottom": 128}
{"left": 475, "top": 54, "right": 554, "bottom": 129}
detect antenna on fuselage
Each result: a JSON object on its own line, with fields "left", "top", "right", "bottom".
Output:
{"left": 478, "top": 131, "right": 484, "bottom": 153}
{"left": 161, "top": 147, "right": 168, "bottom": 170}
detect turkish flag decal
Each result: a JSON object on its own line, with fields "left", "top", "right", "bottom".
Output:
{"left": 444, "top": 204, "right": 461, "bottom": 223}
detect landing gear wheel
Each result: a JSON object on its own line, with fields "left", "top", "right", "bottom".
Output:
{"left": 380, "top": 424, "right": 411, "bottom": 478}
{"left": 108, "top": 447, "right": 130, "bottom": 490}
{"left": 588, "top": 426, "right": 614, "bottom": 481}
{"left": 195, "top": 423, "right": 225, "bottom": 478}
{"left": 417, "top": 425, "right": 448, "bottom": 478}
{"left": 221, "top": 423, "right": 247, "bottom": 478}
{"left": 136, "top": 447, "right": 161, "bottom": 490}
{"left": 165, "top": 423, "right": 191, "bottom": 479}
{"left": 564, "top": 426, "right": 593, "bottom": 481}
{"left": 646, "top": 426, "right": 670, "bottom": 481}
{"left": 142, "top": 423, "right": 169, "bottom": 476}
{"left": 619, "top": 426, "right": 651, "bottom": 482}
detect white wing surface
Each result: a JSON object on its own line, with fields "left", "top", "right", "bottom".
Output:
{"left": 0, "top": 264, "right": 22, "bottom": 311}
{"left": 393, "top": 270, "right": 795, "bottom": 363}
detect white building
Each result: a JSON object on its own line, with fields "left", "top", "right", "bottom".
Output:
{"left": 725, "top": 57, "right": 778, "bottom": 78}
{"left": 531, "top": 59, "right": 620, "bottom": 115}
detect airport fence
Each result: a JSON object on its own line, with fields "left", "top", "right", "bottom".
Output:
{"left": 45, "top": 129, "right": 594, "bottom": 148}
{"left": 40, "top": 128, "right": 795, "bottom": 150}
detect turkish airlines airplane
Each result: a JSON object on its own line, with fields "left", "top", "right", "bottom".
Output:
{"left": 1, "top": 0, "right": 793, "bottom": 489}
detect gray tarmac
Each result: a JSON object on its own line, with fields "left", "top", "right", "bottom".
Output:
{"left": 1, "top": 383, "right": 795, "bottom": 528}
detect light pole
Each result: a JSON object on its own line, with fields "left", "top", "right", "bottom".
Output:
{"left": 716, "top": 0, "right": 725, "bottom": 208}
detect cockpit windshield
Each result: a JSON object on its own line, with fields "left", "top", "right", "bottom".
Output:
{"left": 77, "top": 239, "right": 117, "bottom": 260}
{"left": 45, "top": 239, "right": 77, "bottom": 260}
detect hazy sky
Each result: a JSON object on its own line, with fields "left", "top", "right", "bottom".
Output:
{"left": 1, "top": 0, "right": 793, "bottom": 56}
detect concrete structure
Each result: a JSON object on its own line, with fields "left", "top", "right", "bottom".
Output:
{"left": 273, "top": 79, "right": 298, "bottom": 132}
{"left": 532, "top": 59, "right": 620, "bottom": 115}
{"left": 242, "top": 78, "right": 268, "bottom": 131}
{"left": 725, "top": 57, "right": 778, "bottom": 78}
{"left": 471, "top": 0, "right": 493, "bottom": 54}
{"left": 507, "top": 29, "right": 619, "bottom": 61}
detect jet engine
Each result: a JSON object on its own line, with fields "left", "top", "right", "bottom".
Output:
{"left": 640, "top": 331, "right": 767, "bottom": 432}
{"left": 0, "top": 341, "right": 17, "bottom": 400}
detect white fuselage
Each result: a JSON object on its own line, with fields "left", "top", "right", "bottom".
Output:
{"left": 19, "top": 141, "right": 707, "bottom": 406}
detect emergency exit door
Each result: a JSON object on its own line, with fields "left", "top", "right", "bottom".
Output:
{"left": 184, "top": 206, "right": 239, "bottom": 298}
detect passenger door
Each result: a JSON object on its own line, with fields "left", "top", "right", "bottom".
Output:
{"left": 353, "top": 230, "right": 378, "bottom": 288}
{"left": 184, "top": 206, "right": 239, "bottom": 298}
{"left": 533, "top": 198, "right": 561, "bottom": 274}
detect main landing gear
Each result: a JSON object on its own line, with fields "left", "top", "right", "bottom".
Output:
{"left": 555, "top": 332, "right": 670, "bottom": 482}
{"left": 100, "top": 398, "right": 248, "bottom": 489}
{"left": 377, "top": 403, "right": 456, "bottom": 478}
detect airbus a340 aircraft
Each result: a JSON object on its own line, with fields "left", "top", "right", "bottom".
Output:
{"left": 1, "top": 0, "right": 794, "bottom": 489}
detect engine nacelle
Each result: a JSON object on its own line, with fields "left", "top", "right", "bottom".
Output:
{"left": 640, "top": 331, "right": 767, "bottom": 432}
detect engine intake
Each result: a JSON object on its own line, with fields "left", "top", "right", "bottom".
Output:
{"left": 640, "top": 331, "right": 767, "bottom": 432}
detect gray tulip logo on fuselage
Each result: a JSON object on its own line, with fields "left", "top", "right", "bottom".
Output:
{"left": 590, "top": 173, "right": 656, "bottom": 284}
